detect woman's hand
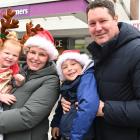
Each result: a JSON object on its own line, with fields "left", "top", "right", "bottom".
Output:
{"left": 0, "top": 93, "right": 16, "bottom": 105}
{"left": 51, "top": 127, "right": 60, "bottom": 139}
{"left": 96, "top": 100, "right": 104, "bottom": 117}
{"left": 61, "top": 97, "right": 71, "bottom": 113}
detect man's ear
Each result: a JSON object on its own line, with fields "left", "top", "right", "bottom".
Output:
{"left": 113, "top": 15, "right": 118, "bottom": 26}
{"left": 114, "top": 15, "right": 118, "bottom": 22}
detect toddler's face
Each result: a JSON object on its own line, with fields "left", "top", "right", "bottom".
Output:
{"left": 0, "top": 41, "right": 21, "bottom": 68}
{"left": 61, "top": 59, "right": 82, "bottom": 81}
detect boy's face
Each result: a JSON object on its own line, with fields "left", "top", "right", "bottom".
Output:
{"left": 61, "top": 59, "right": 83, "bottom": 81}
{"left": 0, "top": 41, "right": 21, "bottom": 68}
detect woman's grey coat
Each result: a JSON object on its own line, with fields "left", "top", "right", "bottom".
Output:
{"left": 0, "top": 62, "right": 59, "bottom": 140}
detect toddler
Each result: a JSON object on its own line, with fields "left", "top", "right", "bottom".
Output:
{"left": 0, "top": 34, "right": 25, "bottom": 140}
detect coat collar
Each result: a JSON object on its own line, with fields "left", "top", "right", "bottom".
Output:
{"left": 22, "top": 61, "right": 57, "bottom": 80}
{"left": 87, "top": 22, "right": 140, "bottom": 67}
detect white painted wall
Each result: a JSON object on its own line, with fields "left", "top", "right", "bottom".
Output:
{"left": 121, "top": 0, "right": 130, "bottom": 14}
{"left": 114, "top": 1, "right": 129, "bottom": 21}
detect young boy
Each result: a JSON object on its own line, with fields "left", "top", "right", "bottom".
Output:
{"left": 0, "top": 36, "right": 25, "bottom": 140}
{"left": 51, "top": 50, "right": 99, "bottom": 140}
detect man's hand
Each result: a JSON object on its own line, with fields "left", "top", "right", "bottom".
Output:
{"left": 96, "top": 100, "right": 104, "bottom": 117}
{"left": 61, "top": 97, "right": 71, "bottom": 113}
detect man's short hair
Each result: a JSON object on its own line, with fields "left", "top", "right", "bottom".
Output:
{"left": 86, "top": 0, "right": 115, "bottom": 17}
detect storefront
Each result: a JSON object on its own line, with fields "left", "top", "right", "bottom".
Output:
{"left": 0, "top": 0, "right": 90, "bottom": 53}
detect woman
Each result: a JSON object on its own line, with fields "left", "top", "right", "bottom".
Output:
{"left": 0, "top": 30, "right": 60, "bottom": 140}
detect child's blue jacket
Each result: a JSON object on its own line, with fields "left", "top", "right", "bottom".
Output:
{"left": 51, "top": 63, "right": 99, "bottom": 140}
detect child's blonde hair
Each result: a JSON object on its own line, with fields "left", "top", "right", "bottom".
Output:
{"left": 0, "top": 31, "right": 22, "bottom": 55}
{"left": 6, "top": 31, "right": 18, "bottom": 41}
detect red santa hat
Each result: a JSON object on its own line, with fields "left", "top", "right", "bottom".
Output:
{"left": 56, "top": 50, "right": 92, "bottom": 81}
{"left": 24, "top": 30, "right": 59, "bottom": 60}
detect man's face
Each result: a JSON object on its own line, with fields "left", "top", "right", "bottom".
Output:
{"left": 87, "top": 7, "right": 119, "bottom": 45}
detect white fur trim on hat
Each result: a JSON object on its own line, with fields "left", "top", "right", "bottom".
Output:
{"left": 24, "top": 36, "right": 58, "bottom": 60}
{"left": 56, "top": 52, "right": 92, "bottom": 81}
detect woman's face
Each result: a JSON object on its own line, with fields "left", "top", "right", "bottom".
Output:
{"left": 27, "top": 46, "right": 49, "bottom": 71}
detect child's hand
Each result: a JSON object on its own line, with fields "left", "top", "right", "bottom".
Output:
{"left": 51, "top": 127, "right": 60, "bottom": 139}
{"left": 13, "top": 74, "right": 25, "bottom": 87}
{"left": 0, "top": 93, "right": 16, "bottom": 105}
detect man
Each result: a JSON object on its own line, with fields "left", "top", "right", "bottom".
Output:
{"left": 62, "top": 0, "right": 140, "bottom": 140}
